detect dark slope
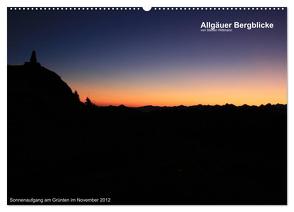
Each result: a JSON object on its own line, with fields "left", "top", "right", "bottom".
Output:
{"left": 7, "top": 56, "right": 287, "bottom": 205}
{"left": 8, "top": 62, "right": 84, "bottom": 198}
{"left": 8, "top": 63, "right": 80, "bottom": 114}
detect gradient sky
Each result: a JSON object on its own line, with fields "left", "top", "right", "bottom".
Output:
{"left": 7, "top": 8, "right": 287, "bottom": 106}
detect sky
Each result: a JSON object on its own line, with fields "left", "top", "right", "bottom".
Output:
{"left": 7, "top": 8, "right": 287, "bottom": 106}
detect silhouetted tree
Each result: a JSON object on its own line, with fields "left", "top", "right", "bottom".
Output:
{"left": 73, "top": 90, "right": 80, "bottom": 102}
{"left": 85, "top": 97, "right": 94, "bottom": 107}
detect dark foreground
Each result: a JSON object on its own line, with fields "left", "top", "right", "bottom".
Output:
{"left": 8, "top": 62, "right": 287, "bottom": 205}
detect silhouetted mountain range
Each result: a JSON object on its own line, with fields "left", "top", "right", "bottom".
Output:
{"left": 8, "top": 51, "right": 286, "bottom": 112}
{"left": 8, "top": 52, "right": 287, "bottom": 205}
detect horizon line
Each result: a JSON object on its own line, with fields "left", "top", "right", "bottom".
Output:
{"left": 87, "top": 102, "right": 287, "bottom": 108}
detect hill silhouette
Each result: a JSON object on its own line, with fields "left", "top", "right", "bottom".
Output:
{"left": 7, "top": 52, "right": 287, "bottom": 205}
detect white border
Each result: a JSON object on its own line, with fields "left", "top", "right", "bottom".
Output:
{"left": 5, "top": 7, "right": 287, "bottom": 11}
{"left": 0, "top": 0, "right": 292, "bottom": 211}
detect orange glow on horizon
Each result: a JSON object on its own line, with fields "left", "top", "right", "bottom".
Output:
{"left": 66, "top": 64, "right": 287, "bottom": 107}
